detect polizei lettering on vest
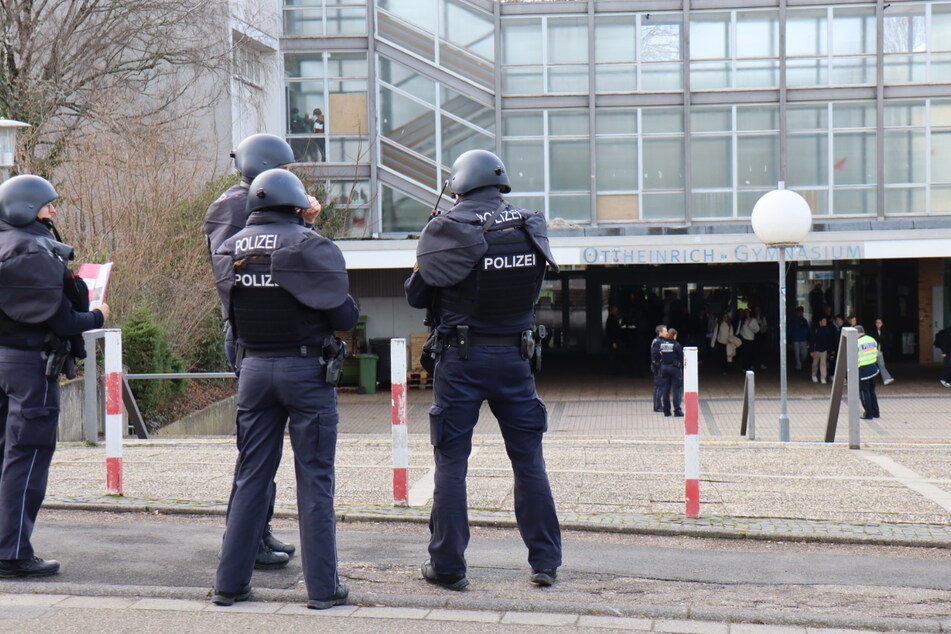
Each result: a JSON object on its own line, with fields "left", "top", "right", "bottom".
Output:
{"left": 483, "top": 252, "right": 536, "bottom": 270}
{"left": 477, "top": 209, "right": 522, "bottom": 224}
{"left": 235, "top": 273, "right": 279, "bottom": 287}
{"left": 234, "top": 234, "right": 278, "bottom": 254}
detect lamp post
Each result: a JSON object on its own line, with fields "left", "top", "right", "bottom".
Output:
{"left": 0, "top": 118, "right": 30, "bottom": 182}
{"left": 751, "top": 188, "right": 812, "bottom": 442}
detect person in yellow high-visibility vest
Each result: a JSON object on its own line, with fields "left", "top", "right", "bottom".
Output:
{"left": 856, "top": 325, "right": 880, "bottom": 420}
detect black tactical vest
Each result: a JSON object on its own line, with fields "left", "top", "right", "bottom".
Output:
{"left": 440, "top": 223, "right": 544, "bottom": 325}
{"left": 230, "top": 254, "right": 317, "bottom": 343}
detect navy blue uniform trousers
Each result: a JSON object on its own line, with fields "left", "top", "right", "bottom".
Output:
{"left": 657, "top": 364, "right": 683, "bottom": 415}
{"left": 859, "top": 377, "right": 880, "bottom": 418}
{"left": 428, "top": 345, "right": 561, "bottom": 576}
{"left": 216, "top": 356, "right": 339, "bottom": 600}
{"left": 0, "top": 348, "right": 59, "bottom": 560}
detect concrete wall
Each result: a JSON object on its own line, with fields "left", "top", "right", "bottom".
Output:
{"left": 155, "top": 395, "right": 237, "bottom": 437}
{"left": 59, "top": 379, "right": 86, "bottom": 442}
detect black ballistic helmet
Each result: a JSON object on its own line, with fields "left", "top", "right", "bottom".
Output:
{"left": 0, "top": 174, "right": 58, "bottom": 226}
{"left": 247, "top": 169, "right": 311, "bottom": 212}
{"left": 448, "top": 149, "right": 511, "bottom": 195}
{"left": 232, "top": 134, "right": 296, "bottom": 180}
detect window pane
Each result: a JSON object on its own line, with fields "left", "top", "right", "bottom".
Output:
{"left": 642, "top": 137, "right": 684, "bottom": 189}
{"left": 441, "top": 87, "right": 494, "bottom": 132}
{"left": 503, "top": 139, "right": 545, "bottom": 191}
{"left": 596, "top": 109, "right": 637, "bottom": 135}
{"left": 642, "top": 108, "right": 683, "bottom": 134}
{"left": 443, "top": 0, "right": 493, "bottom": 60}
{"left": 691, "top": 61, "right": 731, "bottom": 90}
{"left": 787, "top": 9, "right": 827, "bottom": 57}
{"left": 503, "top": 67, "right": 544, "bottom": 94}
{"left": 326, "top": 52, "right": 368, "bottom": 78}
{"left": 285, "top": 9, "right": 323, "bottom": 36}
{"left": 884, "top": 101, "right": 926, "bottom": 127}
{"left": 380, "top": 88, "right": 436, "bottom": 159}
{"left": 326, "top": 8, "right": 366, "bottom": 34}
{"left": 932, "top": 186, "right": 951, "bottom": 212}
{"left": 737, "top": 105, "right": 779, "bottom": 131}
{"left": 503, "top": 111, "right": 543, "bottom": 137}
{"left": 691, "top": 107, "right": 731, "bottom": 133}
{"left": 736, "top": 60, "right": 779, "bottom": 88}
{"left": 933, "top": 100, "right": 951, "bottom": 127}
{"left": 550, "top": 140, "right": 591, "bottom": 191}
{"left": 441, "top": 118, "right": 494, "bottom": 168}
{"left": 641, "top": 62, "right": 683, "bottom": 90}
{"left": 884, "top": 131, "right": 924, "bottom": 184}
{"left": 285, "top": 54, "right": 325, "bottom": 79}
{"left": 691, "top": 191, "right": 733, "bottom": 218}
{"left": 507, "top": 195, "right": 544, "bottom": 213}
{"left": 788, "top": 105, "right": 828, "bottom": 131}
{"left": 931, "top": 131, "right": 951, "bottom": 183}
{"left": 883, "top": 4, "right": 926, "bottom": 53}
{"left": 832, "top": 188, "right": 875, "bottom": 215}
{"left": 380, "top": 58, "right": 435, "bottom": 103}
{"left": 382, "top": 185, "right": 431, "bottom": 233}
{"left": 787, "top": 134, "right": 828, "bottom": 187}
{"left": 932, "top": 4, "right": 951, "bottom": 52}
{"left": 641, "top": 192, "right": 685, "bottom": 219}
{"left": 885, "top": 187, "right": 925, "bottom": 214}
{"left": 503, "top": 18, "right": 542, "bottom": 65}
{"left": 548, "top": 65, "right": 588, "bottom": 93}
{"left": 327, "top": 136, "right": 369, "bottom": 163}
{"left": 549, "top": 194, "right": 591, "bottom": 222}
{"left": 833, "top": 102, "right": 875, "bottom": 128}
{"left": 691, "top": 137, "right": 731, "bottom": 188}
{"left": 832, "top": 132, "right": 876, "bottom": 186}
{"left": 595, "top": 15, "right": 636, "bottom": 63}
{"left": 641, "top": 15, "right": 682, "bottom": 62}
{"left": 549, "top": 110, "right": 589, "bottom": 136}
{"left": 596, "top": 138, "right": 637, "bottom": 191}
{"left": 549, "top": 17, "right": 588, "bottom": 64}
{"left": 736, "top": 10, "right": 778, "bottom": 58}
{"left": 690, "top": 12, "right": 729, "bottom": 60}
{"left": 737, "top": 190, "right": 772, "bottom": 218}
{"left": 737, "top": 135, "right": 779, "bottom": 188}
{"left": 830, "top": 56, "right": 876, "bottom": 85}
{"left": 833, "top": 7, "right": 875, "bottom": 55}
{"left": 596, "top": 64, "right": 637, "bottom": 92}
{"left": 787, "top": 58, "right": 827, "bottom": 87}
{"left": 380, "top": 0, "right": 435, "bottom": 34}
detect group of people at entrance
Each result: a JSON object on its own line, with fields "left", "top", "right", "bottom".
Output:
{"left": 0, "top": 140, "right": 562, "bottom": 610}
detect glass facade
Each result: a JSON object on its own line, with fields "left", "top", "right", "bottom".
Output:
{"left": 281, "top": 0, "right": 951, "bottom": 234}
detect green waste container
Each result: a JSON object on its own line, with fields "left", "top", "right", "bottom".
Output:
{"left": 355, "top": 353, "right": 379, "bottom": 394}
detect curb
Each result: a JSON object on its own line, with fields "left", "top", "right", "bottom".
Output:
{"left": 1, "top": 582, "right": 949, "bottom": 632}
{"left": 44, "top": 499, "right": 951, "bottom": 549}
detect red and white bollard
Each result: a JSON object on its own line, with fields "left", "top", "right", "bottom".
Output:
{"left": 683, "top": 346, "right": 700, "bottom": 518}
{"left": 103, "top": 329, "right": 124, "bottom": 495}
{"left": 390, "top": 338, "right": 408, "bottom": 506}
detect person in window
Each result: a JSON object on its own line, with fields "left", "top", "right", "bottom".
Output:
{"left": 312, "top": 108, "right": 326, "bottom": 162}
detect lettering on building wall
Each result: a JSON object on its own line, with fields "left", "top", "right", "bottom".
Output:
{"left": 581, "top": 243, "right": 864, "bottom": 265}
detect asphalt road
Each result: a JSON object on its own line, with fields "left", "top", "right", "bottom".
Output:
{"left": 7, "top": 510, "right": 950, "bottom": 628}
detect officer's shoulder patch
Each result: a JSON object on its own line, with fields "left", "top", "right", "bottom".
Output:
{"left": 216, "top": 193, "right": 227, "bottom": 202}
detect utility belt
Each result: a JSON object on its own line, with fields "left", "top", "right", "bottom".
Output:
{"left": 660, "top": 360, "right": 683, "bottom": 368}
{"left": 236, "top": 336, "right": 348, "bottom": 387}
{"left": 423, "top": 324, "right": 546, "bottom": 373}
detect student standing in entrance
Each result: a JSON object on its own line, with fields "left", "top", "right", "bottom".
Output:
{"left": 788, "top": 307, "right": 810, "bottom": 371}
{"left": 810, "top": 316, "right": 836, "bottom": 384}
{"left": 871, "top": 318, "right": 895, "bottom": 385}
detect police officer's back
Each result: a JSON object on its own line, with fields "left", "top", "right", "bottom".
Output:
{"left": 210, "top": 169, "right": 357, "bottom": 609}
{"left": 203, "top": 134, "right": 303, "bottom": 567}
{"left": 0, "top": 175, "right": 109, "bottom": 578}
{"left": 405, "top": 149, "right": 561, "bottom": 590}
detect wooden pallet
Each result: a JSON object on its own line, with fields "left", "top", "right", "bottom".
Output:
{"left": 409, "top": 332, "right": 429, "bottom": 371}
{"left": 407, "top": 369, "right": 433, "bottom": 389}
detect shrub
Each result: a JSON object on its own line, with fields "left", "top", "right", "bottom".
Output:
{"left": 122, "top": 304, "right": 188, "bottom": 418}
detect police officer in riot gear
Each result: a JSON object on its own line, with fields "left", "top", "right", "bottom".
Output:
{"left": 211, "top": 168, "right": 357, "bottom": 609}
{"left": 203, "top": 133, "right": 317, "bottom": 568}
{"left": 0, "top": 175, "right": 110, "bottom": 578}
{"left": 405, "top": 149, "right": 561, "bottom": 590}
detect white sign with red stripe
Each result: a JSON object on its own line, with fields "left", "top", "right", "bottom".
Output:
{"left": 391, "top": 338, "right": 408, "bottom": 505}
{"left": 683, "top": 346, "right": 700, "bottom": 518}
{"left": 103, "top": 329, "right": 123, "bottom": 495}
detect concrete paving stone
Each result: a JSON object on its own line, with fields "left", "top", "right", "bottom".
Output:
{"left": 500, "top": 611, "right": 578, "bottom": 626}
{"left": 654, "top": 618, "right": 730, "bottom": 633}
{"left": 425, "top": 608, "right": 502, "bottom": 624}
{"left": 352, "top": 606, "right": 431, "bottom": 620}
{"left": 129, "top": 598, "right": 208, "bottom": 612}
{"left": 275, "top": 603, "right": 359, "bottom": 617}
{"left": 56, "top": 596, "right": 136, "bottom": 610}
{"left": 576, "top": 614, "right": 653, "bottom": 630}
{"left": 0, "top": 593, "right": 69, "bottom": 607}
{"left": 729, "top": 624, "right": 807, "bottom": 634}
{"left": 205, "top": 601, "right": 284, "bottom": 614}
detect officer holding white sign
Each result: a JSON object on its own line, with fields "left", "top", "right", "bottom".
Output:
{"left": 405, "top": 150, "right": 562, "bottom": 591}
